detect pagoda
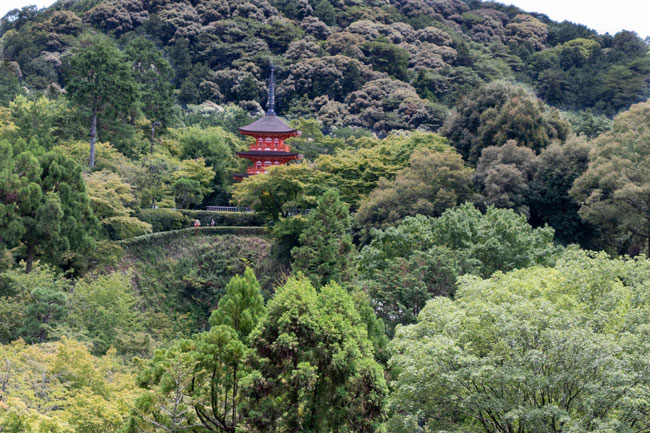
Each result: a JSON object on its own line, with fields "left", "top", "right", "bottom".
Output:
{"left": 234, "top": 66, "right": 301, "bottom": 180}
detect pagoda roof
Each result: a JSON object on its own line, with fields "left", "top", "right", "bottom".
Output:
{"left": 238, "top": 115, "right": 298, "bottom": 135}
{"left": 236, "top": 150, "right": 300, "bottom": 157}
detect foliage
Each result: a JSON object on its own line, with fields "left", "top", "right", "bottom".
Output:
{"left": 242, "top": 276, "right": 388, "bottom": 432}
{"left": 0, "top": 143, "right": 98, "bottom": 273}
{"left": 0, "top": 264, "right": 69, "bottom": 344}
{"left": 292, "top": 189, "right": 354, "bottom": 287}
{"left": 178, "top": 210, "right": 264, "bottom": 227}
{"left": 389, "top": 249, "right": 650, "bottom": 432}
{"left": 356, "top": 146, "right": 475, "bottom": 234}
{"left": 443, "top": 81, "right": 570, "bottom": 164}
{"left": 530, "top": 137, "right": 596, "bottom": 246}
{"left": 69, "top": 272, "right": 143, "bottom": 355}
{"left": 314, "top": 131, "right": 450, "bottom": 208}
{"left": 0, "top": 338, "right": 137, "bottom": 432}
{"left": 571, "top": 101, "right": 650, "bottom": 254}
{"left": 473, "top": 140, "right": 537, "bottom": 216}
{"left": 66, "top": 36, "right": 138, "bottom": 166}
{"left": 131, "top": 268, "right": 265, "bottom": 433}
{"left": 358, "top": 204, "right": 557, "bottom": 332}
{"left": 136, "top": 208, "right": 187, "bottom": 232}
{"left": 232, "top": 163, "right": 324, "bottom": 222}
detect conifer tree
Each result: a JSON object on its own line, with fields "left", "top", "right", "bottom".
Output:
{"left": 66, "top": 37, "right": 137, "bottom": 167}
{"left": 292, "top": 189, "right": 354, "bottom": 287}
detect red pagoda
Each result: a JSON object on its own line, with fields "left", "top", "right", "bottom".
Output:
{"left": 234, "top": 66, "right": 301, "bottom": 181}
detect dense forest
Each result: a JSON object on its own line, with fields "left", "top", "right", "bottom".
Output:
{"left": 2, "top": 0, "right": 650, "bottom": 431}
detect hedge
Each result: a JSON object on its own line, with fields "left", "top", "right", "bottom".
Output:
{"left": 137, "top": 208, "right": 186, "bottom": 232}
{"left": 179, "top": 210, "right": 264, "bottom": 227}
{"left": 120, "top": 226, "right": 268, "bottom": 248}
{"left": 136, "top": 209, "right": 265, "bottom": 232}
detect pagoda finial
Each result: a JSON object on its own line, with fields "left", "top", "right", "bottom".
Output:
{"left": 266, "top": 61, "right": 276, "bottom": 115}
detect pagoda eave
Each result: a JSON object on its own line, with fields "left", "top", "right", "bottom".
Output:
{"left": 238, "top": 129, "right": 301, "bottom": 138}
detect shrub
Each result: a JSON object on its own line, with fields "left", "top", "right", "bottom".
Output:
{"left": 136, "top": 208, "right": 187, "bottom": 232}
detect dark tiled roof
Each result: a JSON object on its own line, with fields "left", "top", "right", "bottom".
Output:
{"left": 236, "top": 150, "right": 300, "bottom": 157}
{"left": 239, "top": 115, "right": 297, "bottom": 134}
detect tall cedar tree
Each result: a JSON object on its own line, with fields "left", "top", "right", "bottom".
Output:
{"left": 242, "top": 277, "right": 387, "bottom": 433}
{"left": 124, "top": 37, "right": 175, "bottom": 153}
{"left": 66, "top": 37, "right": 137, "bottom": 167}
{"left": 0, "top": 142, "right": 97, "bottom": 273}
{"left": 292, "top": 189, "right": 354, "bottom": 287}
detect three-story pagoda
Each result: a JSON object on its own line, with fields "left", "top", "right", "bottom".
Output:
{"left": 234, "top": 66, "right": 301, "bottom": 180}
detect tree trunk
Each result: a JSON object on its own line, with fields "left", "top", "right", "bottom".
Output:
{"left": 89, "top": 107, "right": 98, "bottom": 168}
{"left": 150, "top": 122, "right": 156, "bottom": 154}
{"left": 25, "top": 243, "right": 35, "bottom": 274}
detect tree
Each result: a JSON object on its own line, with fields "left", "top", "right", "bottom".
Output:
{"left": 530, "top": 137, "right": 595, "bottom": 246}
{"left": 125, "top": 37, "right": 176, "bottom": 154}
{"left": 134, "top": 269, "right": 265, "bottom": 433}
{"left": 69, "top": 272, "right": 141, "bottom": 355}
{"left": 172, "top": 177, "right": 203, "bottom": 209}
{"left": 389, "top": 249, "right": 650, "bottom": 433}
{"left": 356, "top": 147, "right": 475, "bottom": 234}
{"left": 242, "top": 277, "right": 387, "bottom": 433}
{"left": 0, "top": 143, "right": 98, "bottom": 273}
{"left": 571, "top": 101, "right": 650, "bottom": 254}
{"left": 292, "top": 189, "right": 354, "bottom": 287}
{"left": 232, "top": 163, "right": 324, "bottom": 222}
{"left": 176, "top": 126, "right": 238, "bottom": 204}
{"left": 0, "top": 264, "right": 70, "bottom": 344}
{"left": 473, "top": 140, "right": 538, "bottom": 216}
{"left": 358, "top": 204, "right": 557, "bottom": 332}
{"left": 442, "top": 81, "right": 570, "bottom": 165}
{"left": 362, "top": 40, "right": 410, "bottom": 80}
{"left": 0, "top": 337, "right": 137, "bottom": 432}
{"left": 66, "top": 37, "right": 138, "bottom": 167}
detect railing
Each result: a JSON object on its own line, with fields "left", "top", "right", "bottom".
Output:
{"left": 204, "top": 206, "right": 310, "bottom": 215}
{"left": 206, "top": 206, "right": 253, "bottom": 213}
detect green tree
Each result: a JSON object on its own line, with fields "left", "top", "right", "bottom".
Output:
{"left": 389, "top": 249, "right": 650, "bottom": 433}
{"left": 242, "top": 277, "right": 387, "bottom": 433}
{"left": 134, "top": 269, "right": 265, "bottom": 433}
{"left": 232, "top": 163, "right": 324, "bottom": 222}
{"left": 358, "top": 204, "right": 557, "bottom": 332}
{"left": 0, "top": 143, "right": 98, "bottom": 273}
{"left": 172, "top": 177, "right": 203, "bottom": 209}
{"left": 176, "top": 126, "right": 238, "bottom": 203}
{"left": 362, "top": 40, "right": 410, "bottom": 80}
{"left": 292, "top": 189, "right": 354, "bottom": 288}
{"left": 0, "top": 264, "right": 70, "bottom": 344}
{"left": 125, "top": 37, "right": 175, "bottom": 154}
{"left": 443, "top": 81, "right": 570, "bottom": 165}
{"left": 473, "top": 140, "right": 538, "bottom": 216}
{"left": 530, "top": 137, "right": 595, "bottom": 246}
{"left": 66, "top": 37, "right": 138, "bottom": 167}
{"left": 356, "top": 147, "right": 475, "bottom": 234}
{"left": 571, "top": 101, "right": 650, "bottom": 254}
{"left": 69, "top": 272, "right": 141, "bottom": 355}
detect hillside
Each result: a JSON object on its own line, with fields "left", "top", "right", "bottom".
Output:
{"left": 4, "top": 0, "right": 650, "bottom": 432}
{"left": 1, "top": 0, "right": 648, "bottom": 136}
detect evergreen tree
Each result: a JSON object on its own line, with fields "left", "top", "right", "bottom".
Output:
{"left": 133, "top": 269, "right": 265, "bottom": 433}
{"left": 66, "top": 37, "right": 138, "bottom": 167}
{"left": 292, "top": 189, "right": 354, "bottom": 287}
{"left": 0, "top": 143, "right": 98, "bottom": 273}
{"left": 242, "top": 277, "right": 387, "bottom": 433}
{"left": 124, "top": 37, "right": 175, "bottom": 154}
